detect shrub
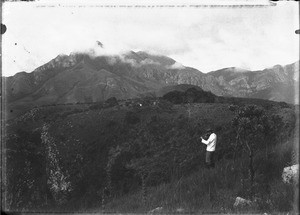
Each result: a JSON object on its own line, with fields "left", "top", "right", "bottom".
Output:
{"left": 162, "top": 88, "right": 216, "bottom": 104}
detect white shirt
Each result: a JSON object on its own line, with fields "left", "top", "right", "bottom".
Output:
{"left": 201, "top": 133, "right": 217, "bottom": 152}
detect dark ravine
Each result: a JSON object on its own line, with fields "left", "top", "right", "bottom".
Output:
{"left": 3, "top": 50, "right": 299, "bottom": 117}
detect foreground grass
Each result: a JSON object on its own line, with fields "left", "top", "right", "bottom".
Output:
{"left": 100, "top": 139, "right": 298, "bottom": 214}
{"left": 102, "top": 160, "right": 242, "bottom": 213}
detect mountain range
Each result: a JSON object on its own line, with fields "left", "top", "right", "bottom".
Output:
{"left": 3, "top": 49, "right": 299, "bottom": 117}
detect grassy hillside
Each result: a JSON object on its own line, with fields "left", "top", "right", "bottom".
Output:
{"left": 4, "top": 89, "right": 298, "bottom": 213}
{"left": 103, "top": 139, "right": 297, "bottom": 214}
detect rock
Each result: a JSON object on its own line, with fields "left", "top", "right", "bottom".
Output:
{"left": 148, "top": 207, "right": 163, "bottom": 214}
{"left": 233, "top": 197, "right": 252, "bottom": 208}
{"left": 282, "top": 164, "right": 299, "bottom": 184}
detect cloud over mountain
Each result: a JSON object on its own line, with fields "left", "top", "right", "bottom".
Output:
{"left": 166, "top": 62, "right": 185, "bottom": 70}
{"left": 2, "top": 2, "right": 298, "bottom": 76}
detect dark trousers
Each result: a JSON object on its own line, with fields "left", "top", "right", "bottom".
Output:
{"left": 205, "top": 151, "right": 215, "bottom": 168}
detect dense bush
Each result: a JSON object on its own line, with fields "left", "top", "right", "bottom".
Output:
{"left": 5, "top": 128, "right": 47, "bottom": 210}
{"left": 162, "top": 88, "right": 215, "bottom": 104}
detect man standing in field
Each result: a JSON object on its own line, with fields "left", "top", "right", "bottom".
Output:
{"left": 201, "top": 128, "right": 217, "bottom": 168}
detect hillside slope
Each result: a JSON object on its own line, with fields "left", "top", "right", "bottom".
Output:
{"left": 208, "top": 61, "right": 299, "bottom": 103}
{"left": 5, "top": 91, "right": 297, "bottom": 212}
{"left": 4, "top": 52, "right": 210, "bottom": 104}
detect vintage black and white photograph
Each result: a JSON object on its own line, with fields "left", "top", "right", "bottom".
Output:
{"left": 1, "top": 0, "right": 299, "bottom": 213}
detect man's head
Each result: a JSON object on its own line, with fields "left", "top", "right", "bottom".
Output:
{"left": 206, "top": 128, "right": 213, "bottom": 134}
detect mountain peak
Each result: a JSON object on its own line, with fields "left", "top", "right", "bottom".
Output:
{"left": 5, "top": 44, "right": 298, "bottom": 110}
{"left": 134, "top": 51, "right": 176, "bottom": 66}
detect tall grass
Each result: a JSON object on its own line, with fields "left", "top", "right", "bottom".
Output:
{"left": 103, "top": 137, "right": 297, "bottom": 214}
{"left": 103, "top": 158, "right": 244, "bottom": 213}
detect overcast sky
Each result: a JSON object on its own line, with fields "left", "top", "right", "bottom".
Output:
{"left": 2, "top": 0, "right": 299, "bottom": 76}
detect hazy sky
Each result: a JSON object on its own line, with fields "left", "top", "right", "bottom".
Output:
{"left": 2, "top": 0, "right": 299, "bottom": 76}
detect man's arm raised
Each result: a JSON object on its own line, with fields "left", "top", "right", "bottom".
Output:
{"left": 201, "top": 133, "right": 216, "bottom": 145}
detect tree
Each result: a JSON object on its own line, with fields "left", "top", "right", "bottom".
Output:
{"left": 230, "top": 105, "right": 269, "bottom": 191}
{"left": 162, "top": 91, "right": 184, "bottom": 104}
